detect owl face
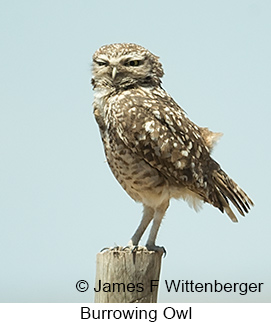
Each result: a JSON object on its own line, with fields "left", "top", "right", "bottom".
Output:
{"left": 92, "top": 43, "right": 164, "bottom": 90}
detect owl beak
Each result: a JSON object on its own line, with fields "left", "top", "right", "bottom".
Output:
{"left": 112, "top": 66, "right": 117, "bottom": 80}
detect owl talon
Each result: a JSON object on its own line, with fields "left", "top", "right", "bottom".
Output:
{"left": 122, "top": 245, "right": 149, "bottom": 253}
{"left": 122, "top": 245, "right": 132, "bottom": 251}
{"left": 145, "top": 245, "right": 167, "bottom": 257}
{"left": 100, "top": 247, "right": 110, "bottom": 252}
{"left": 131, "top": 245, "right": 148, "bottom": 253}
{"left": 100, "top": 246, "right": 123, "bottom": 253}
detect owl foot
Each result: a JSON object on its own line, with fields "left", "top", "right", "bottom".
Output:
{"left": 100, "top": 246, "right": 123, "bottom": 253}
{"left": 100, "top": 245, "right": 147, "bottom": 253}
{"left": 100, "top": 245, "right": 166, "bottom": 257}
{"left": 145, "top": 244, "right": 167, "bottom": 257}
{"left": 131, "top": 245, "right": 149, "bottom": 253}
{"left": 121, "top": 245, "right": 148, "bottom": 253}
{"left": 125, "top": 244, "right": 166, "bottom": 257}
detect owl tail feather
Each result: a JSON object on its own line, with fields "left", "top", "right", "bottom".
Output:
{"left": 213, "top": 169, "right": 254, "bottom": 222}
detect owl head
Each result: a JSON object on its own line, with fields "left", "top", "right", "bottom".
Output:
{"left": 91, "top": 43, "right": 164, "bottom": 90}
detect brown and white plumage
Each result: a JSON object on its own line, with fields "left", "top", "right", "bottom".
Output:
{"left": 92, "top": 43, "right": 253, "bottom": 250}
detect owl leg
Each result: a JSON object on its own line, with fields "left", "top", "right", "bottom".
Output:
{"left": 128, "top": 205, "right": 154, "bottom": 247}
{"left": 145, "top": 200, "right": 169, "bottom": 251}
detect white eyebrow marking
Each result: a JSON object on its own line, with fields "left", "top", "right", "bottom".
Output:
{"left": 95, "top": 54, "right": 109, "bottom": 61}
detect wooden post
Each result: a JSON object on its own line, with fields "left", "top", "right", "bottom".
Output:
{"left": 94, "top": 248, "right": 163, "bottom": 303}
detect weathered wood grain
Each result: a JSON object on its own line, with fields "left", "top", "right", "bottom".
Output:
{"left": 94, "top": 248, "right": 163, "bottom": 303}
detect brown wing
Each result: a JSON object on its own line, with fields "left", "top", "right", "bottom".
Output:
{"left": 105, "top": 87, "right": 253, "bottom": 221}
{"left": 109, "top": 89, "right": 217, "bottom": 190}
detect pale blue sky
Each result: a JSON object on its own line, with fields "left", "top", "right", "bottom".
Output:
{"left": 0, "top": 0, "right": 270, "bottom": 302}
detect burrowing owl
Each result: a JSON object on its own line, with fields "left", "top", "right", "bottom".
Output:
{"left": 92, "top": 43, "right": 253, "bottom": 251}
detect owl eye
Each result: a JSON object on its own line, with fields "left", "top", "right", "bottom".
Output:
{"left": 126, "top": 60, "right": 142, "bottom": 67}
{"left": 95, "top": 60, "right": 108, "bottom": 67}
